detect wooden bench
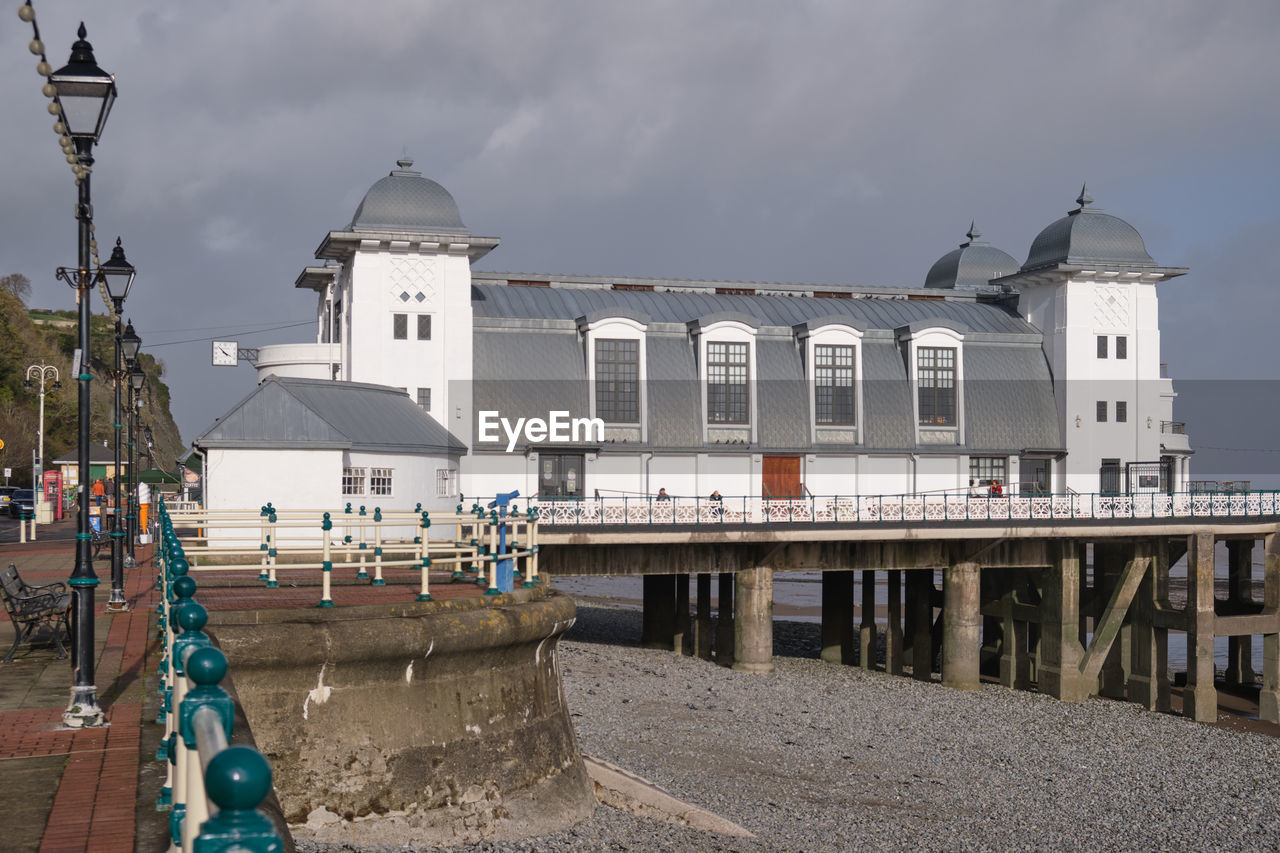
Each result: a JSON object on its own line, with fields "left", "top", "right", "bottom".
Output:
{"left": 1, "top": 563, "right": 71, "bottom": 663}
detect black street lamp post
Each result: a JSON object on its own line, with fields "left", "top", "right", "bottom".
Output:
{"left": 102, "top": 287, "right": 139, "bottom": 611}
{"left": 49, "top": 22, "right": 117, "bottom": 728}
{"left": 127, "top": 362, "right": 146, "bottom": 563}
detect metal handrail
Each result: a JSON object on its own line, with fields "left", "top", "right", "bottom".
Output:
{"left": 520, "top": 490, "right": 1280, "bottom": 526}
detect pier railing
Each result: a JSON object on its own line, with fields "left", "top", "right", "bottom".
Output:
{"left": 519, "top": 490, "right": 1280, "bottom": 526}
{"left": 153, "top": 498, "right": 285, "bottom": 852}
{"left": 163, "top": 502, "right": 540, "bottom": 604}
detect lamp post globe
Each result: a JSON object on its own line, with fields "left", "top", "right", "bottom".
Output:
{"left": 51, "top": 21, "right": 117, "bottom": 729}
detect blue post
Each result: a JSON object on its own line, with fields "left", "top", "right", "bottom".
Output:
{"left": 487, "top": 491, "right": 519, "bottom": 594}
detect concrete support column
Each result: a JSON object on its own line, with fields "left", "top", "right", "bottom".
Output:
{"left": 1040, "top": 540, "right": 1089, "bottom": 701}
{"left": 1226, "top": 539, "right": 1256, "bottom": 687}
{"left": 1094, "top": 542, "right": 1128, "bottom": 700}
{"left": 885, "top": 571, "right": 903, "bottom": 675}
{"left": 943, "top": 561, "right": 981, "bottom": 690}
{"left": 999, "top": 576, "right": 1030, "bottom": 690}
{"left": 910, "top": 571, "right": 934, "bottom": 681}
{"left": 859, "top": 570, "right": 876, "bottom": 670}
{"left": 716, "top": 572, "right": 735, "bottom": 667}
{"left": 694, "top": 573, "right": 714, "bottom": 660}
{"left": 733, "top": 566, "right": 774, "bottom": 674}
{"left": 641, "top": 574, "right": 676, "bottom": 650}
{"left": 1129, "top": 540, "right": 1170, "bottom": 712}
{"left": 1184, "top": 532, "right": 1218, "bottom": 723}
{"left": 821, "top": 571, "right": 855, "bottom": 665}
{"left": 674, "top": 574, "right": 690, "bottom": 655}
{"left": 1261, "top": 532, "right": 1280, "bottom": 723}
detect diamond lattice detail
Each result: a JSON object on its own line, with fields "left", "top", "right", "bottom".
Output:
{"left": 1092, "top": 285, "right": 1131, "bottom": 329}
{"left": 388, "top": 257, "right": 437, "bottom": 304}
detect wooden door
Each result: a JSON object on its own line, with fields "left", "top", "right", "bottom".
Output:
{"left": 762, "top": 456, "right": 802, "bottom": 498}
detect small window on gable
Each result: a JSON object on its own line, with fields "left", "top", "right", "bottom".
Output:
{"left": 1096, "top": 401, "right": 1108, "bottom": 422}
{"left": 393, "top": 314, "right": 407, "bottom": 340}
{"left": 417, "top": 315, "right": 432, "bottom": 340}
{"left": 1116, "top": 336, "right": 1127, "bottom": 359}
{"left": 417, "top": 388, "right": 431, "bottom": 412}
{"left": 1097, "top": 335, "right": 1108, "bottom": 358}
{"left": 1116, "top": 401, "right": 1127, "bottom": 423}
{"left": 342, "top": 467, "right": 366, "bottom": 496}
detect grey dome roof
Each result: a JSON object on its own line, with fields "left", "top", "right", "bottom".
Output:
{"left": 925, "top": 222, "right": 1019, "bottom": 289}
{"left": 1021, "top": 186, "right": 1154, "bottom": 272}
{"left": 347, "top": 159, "right": 468, "bottom": 234}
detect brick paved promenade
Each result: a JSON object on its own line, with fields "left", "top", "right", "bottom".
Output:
{"left": 0, "top": 520, "right": 487, "bottom": 852}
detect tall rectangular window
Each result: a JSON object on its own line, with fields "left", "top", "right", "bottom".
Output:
{"left": 416, "top": 388, "right": 431, "bottom": 412}
{"left": 392, "top": 313, "right": 407, "bottom": 340}
{"left": 595, "top": 339, "right": 640, "bottom": 423}
{"left": 417, "top": 315, "right": 432, "bottom": 340}
{"left": 917, "top": 347, "right": 956, "bottom": 426}
{"left": 815, "top": 344, "right": 855, "bottom": 425}
{"left": 1116, "top": 401, "right": 1128, "bottom": 423}
{"left": 1096, "top": 401, "right": 1108, "bottom": 422}
{"left": 707, "top": 342, "right": 750, "bottom": 424}
{"left": 1097, "top": 335, "right": 1108, "bottom": 358}
{"left": 369, "top": 467, "right": 393, "bottom": 496}
{"left": 1116, "top": 336, "right": 1127, "bottom": 359}
{"left": 436, "top": 468, "right": 457, "bottom": 497}
{"left": 342, "top": 467, "right": 366, "bottom": 496}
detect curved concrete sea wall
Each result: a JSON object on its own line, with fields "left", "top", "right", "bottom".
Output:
{"left": 205, "top": 589, "right": 594, "bottom": 845}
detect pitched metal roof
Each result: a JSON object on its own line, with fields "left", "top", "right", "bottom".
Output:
{"left": 193, "top": 376, "right": 464, "bottom": 454}
{"left": 471, "top": 282, "right": 1036, "bottom": 336}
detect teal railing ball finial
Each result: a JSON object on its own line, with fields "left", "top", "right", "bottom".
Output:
{"left": 373, "top": 507, "right": 382, "bottom": 522}
{"left": 359, "top": 505, "right": 367, "bottom": 517}
{"left": 415, "top": 502, "right": 422, "bottom": 513}
{"left": 197, "top": 746, "right": 284, "bottom": 852}
{"left": 322, "top": 512, "right": 333, "bottom": 532}
{"left": 420, "top": 511, "right": 431, "bottom": 528}
{"left": 173, "top": 575, "right": 197, "bottom": 602}
{"left": 186, "top": 643, "right": 227, "bottom": 688}
{"left": 170, "top": 557, "right": 189, "bottom": 577}
{"left": 345, "top": 503, "right": 352, "bottom": 514}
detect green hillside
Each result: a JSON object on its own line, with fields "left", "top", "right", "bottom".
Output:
{"left": 0, "top": 275, "right": 185, "bottom": 489}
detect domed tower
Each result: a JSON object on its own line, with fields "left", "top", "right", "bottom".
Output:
{"left": 997, "top": 186, "right": 1189, "bottom": 493}
{"left": 924, "top": 222, "right": 1018, "bottom": 290}
{"left": 304, "top": 159, "right": 500, "bottom": 450}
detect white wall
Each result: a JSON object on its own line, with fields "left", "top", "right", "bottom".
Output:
{"left": 803, "top": 455, "right": 858, "bottom": 497}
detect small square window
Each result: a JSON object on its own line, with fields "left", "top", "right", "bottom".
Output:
{"left": 1096, "top": 401, "right": 1107, "bottom": 422}
{"left": 370, "top": 467, "right": 393, "bottom": 496}
{"left": 417, "top": 315, "right": 431, "bottom": 341}
{"left": 342, "top": 467, "right": 366, "bottom": 496}
{"left": 417, "top": 388, "right": 431, "bottom": 411}
{"left": 1116, "top": 401, "right": 1127, "bottom": 423}
{"left": 1116, "top": 336, "right": 1127, "bottom": 359}
{"left": 393, "top": 314, "right": 407, "bottom": 340}
{"left": 1097, "top": 336, "right": 1108, "bottom": 358}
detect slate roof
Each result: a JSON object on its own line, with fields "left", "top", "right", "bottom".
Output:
{"left": 1021, "top": 188, "right": 1156, "bottom": 272}
{"left": 470, "top": 283, "right": 1062, "bottom": 454}
{"left": 925, "top": 223, "right": 1020, "bottom": 290}
{"left": 194, "top": 376, "right": 464, "bottom": 454}
{"left": 346, "top": 159, "right": 468, "bottom": 235}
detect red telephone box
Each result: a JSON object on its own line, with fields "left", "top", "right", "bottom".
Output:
{"left": 42, "top": 470, "right": 63, "bottom": 520}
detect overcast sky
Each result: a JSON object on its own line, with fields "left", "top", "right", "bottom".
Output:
{"left": 3, "top": 1, "right": 1278, "bottom": 481}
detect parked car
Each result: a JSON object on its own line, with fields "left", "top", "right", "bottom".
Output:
{"left": 0, "top": 485, "right": 16, "bottom": 512}
{"left": 9, "top": 489, "right": 35, "bottom": 519}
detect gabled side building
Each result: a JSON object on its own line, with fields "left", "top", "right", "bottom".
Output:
{"left": 193, "top": 160, "right": 1192, "bottom": 508}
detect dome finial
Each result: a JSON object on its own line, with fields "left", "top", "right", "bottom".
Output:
{"left": 963, "top": 219, "right": 982, "bottom": 246}
{"left": 396, "top": 156, "right": 414, "bottom": 170}
{"left": 1075, "top": 183, "right": 1093, "bottom": 210}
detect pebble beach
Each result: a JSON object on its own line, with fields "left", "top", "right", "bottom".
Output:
{"left": 298, "top": 602, "right": 1280, "bottom": 852}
